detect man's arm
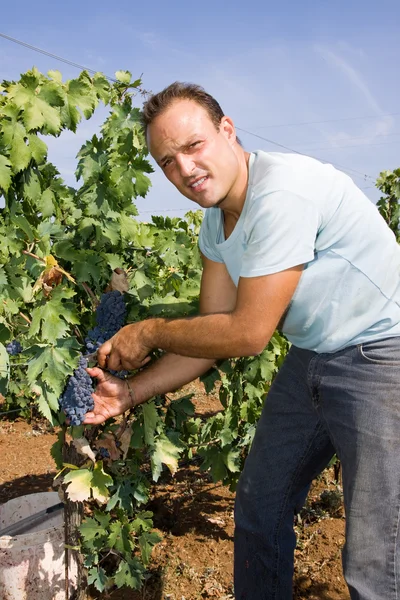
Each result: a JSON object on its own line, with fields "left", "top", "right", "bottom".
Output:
{"left": 127, "top": 254, "right": 238, "bottom": 402}
{"left": 84, "top": 256, "right": 238, "bottom": 423}
{"left": 98, "top": 255, "right": 303, "bottom": 371}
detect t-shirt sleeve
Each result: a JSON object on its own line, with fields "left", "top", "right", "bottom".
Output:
{"left": 240, "top": 190, "right": 320, "bottom": 277}
{"left": 198, "top": 209, "right": 224, "bottom": 263}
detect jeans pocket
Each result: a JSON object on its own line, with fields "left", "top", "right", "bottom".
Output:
{"left": 358, "top": 337, "right": 400, "bottom": 365}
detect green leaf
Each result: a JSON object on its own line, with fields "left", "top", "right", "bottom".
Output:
{"left": 48, "top": 70, "right": 62, "bottom": 82}
{"left": 23, "top": 169, "right": 41, "bottom": 202}
{"left": 142, "top": 401, "right": 158, "bottom": 446}
{"left": 28, "top": 135, "right": 48, "bottom": 164}
{"left": 0, "top": 266, "right": 8, "bottom": 287}
{"left": 24, "top": 97, "right": 61, "bottom": 134}
{"left": 0, "top": 155, "right": 12, "bottom": 192}
{"left": 39, "top": 188, "right": 56, "bottom": 217}
{"left": 119, "top": 214, "right": 137, "bottom": 241}
{"left": 7, "top": 124, "right": 32, "bottom": 173}
{"left": 91, "top": 460, "right": 113, "bottom": 503}
{"left": 222, "top": 447, "right": 241, "bottom": 473}
{"left": 73, "top": 253, "right": 103, "bottom": 283}
{"left": 0, "top": 343, "right": 10, "bottom": 396}
{"left": 107, "top": 480, "right": 135, "bottom": 512}
{"left": 134, "top": 171, "right": 151, "bottom": 197}
{"left": 131, "top": 511, "right": 154, "bottom": 532}
{"left": 50, "top": 430, "right": 64, "bottom": 469}
{"left": 29, "top": 294, "right": 77, "bottom": 343}
{"left": 87, "top": 567, "right": 108, "bottom": 593}
{"left": 151, "top": 434, "right": 182, "bottom": 481}
{"left": 27, "top": 338, "right": 80, "bottom": 396}
{"left": 80, "top": 515, "right": 109, "bottom": 542}
{"left": 108, "top": 521, "right": 133, "bottom": 554}
{"left": 138, "top": 531, "right": 161, "bottom": 565}
{"left": 115, "top": 70, "right": 132, "bottom": 84}
{"left": 114, "top": 558, "right": 144, "bottom": 589}
{"left": 11, "top": 214, "right": 35, "bottom": 241}
{"left": 67, "top": 77, "right": 97, "bottom": 119}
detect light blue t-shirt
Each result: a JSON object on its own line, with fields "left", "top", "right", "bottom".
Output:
{"left": 198, "top": 151, "right": 400, "bottom": 353}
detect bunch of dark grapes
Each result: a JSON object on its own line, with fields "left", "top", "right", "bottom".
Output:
{"left": 6, "top": 340, "right": 23, "bottom": 355}
{"left": 85, "top": 291, "right": 127, "bottom": 353}
{"left": 59, "top": 357, "right": 94, "bottom": 426}
{"left": 60, "top": 290, "right": 127, "bottom": 425}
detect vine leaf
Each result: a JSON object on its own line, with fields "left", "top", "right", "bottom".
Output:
{"left": 150, "top": 434, "right": 182, "bottom": 481}
{"left": 0, "top": 343, "right": 10, "bottom": 396}
{"left": 29, "top": 293, "right": 78, "bottom": 343}
{"left": 0, "top": 155, "right": 12, "bottom": 192}
{"left": 87, "top": 567, "right": 107, "bottom": 593}
{"left": 64, "top": 468, "right": 93, "bottom": 502}
{"left": 139, "top": 531, "right": 162, "bottom": 565}
{"left": 108, "top": 521, "right": 133, "bottom": 554}
{"left": 114, "top": 558, "right": 143, "bottom": 589}
{"left": 27, "top": 339, "right": 79, "bottom": 395}
{"left": 142, "top": 401, "right": 158, "bottom": 446}
{"left": 91, "top": 461, "right": 113, "bottom": 503}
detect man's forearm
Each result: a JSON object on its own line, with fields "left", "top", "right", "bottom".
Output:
{"left": 128, "top": 353, "right": 216, "bottom": 405}
{"left": 140, "top": 312, "right": 268, "bottom": 359}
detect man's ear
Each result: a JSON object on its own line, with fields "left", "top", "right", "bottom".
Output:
{"left": 220, "top": 116, "right": 237, "bottom": 144}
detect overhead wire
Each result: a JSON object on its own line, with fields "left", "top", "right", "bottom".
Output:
{"left": 236, "top": 127, "right": 375, "bottom": 181}
{"left": 251, "top": 112, "right": 400, "bottom": 129}
{"left": 0, "top": 31, "right": 382, "bottom": 185}
{"left": 0, "top": 31, "right": 121, "bottom": 84}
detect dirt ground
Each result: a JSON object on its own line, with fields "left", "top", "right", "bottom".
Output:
{"left": 0, "top": 381, "right": 349, "bottom": 600}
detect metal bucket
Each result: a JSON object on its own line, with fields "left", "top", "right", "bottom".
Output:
{"left": 0, "top": 492, "right": 77, "bottom": 599}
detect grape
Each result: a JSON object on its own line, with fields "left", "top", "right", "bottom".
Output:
{"left": 6, "top": 340, "right": 23, "bottom": 355}
{"left": 59, "top": 357, "right": 94, "bottom": 426}
{"left": 85, "top": 291, "right": 127, "bottom": 352}
{"left": 99, "top": 447, "right": 110, "bottom": 459}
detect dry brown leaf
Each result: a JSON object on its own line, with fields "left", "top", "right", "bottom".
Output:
{"left": 93, "top": 433, "right": 121, "bottom": 460}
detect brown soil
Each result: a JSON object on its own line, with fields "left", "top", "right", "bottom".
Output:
{"left": 0, "top": 382, "right": 349, "bottom": 599}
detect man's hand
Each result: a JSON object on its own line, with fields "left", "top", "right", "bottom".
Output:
{"left": 83, "top": 367, "right": 136, "bottom": 425}
{"left": 97, "top": 322, "right": 153, "bottom": 371}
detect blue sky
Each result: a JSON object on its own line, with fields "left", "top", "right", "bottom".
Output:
{"left": 1, "top": 0, "right": 400, "bottom": 218}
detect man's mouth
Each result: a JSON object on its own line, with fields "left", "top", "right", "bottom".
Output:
{"left": 189, "top": 176, "right": 208, "bottom": 190}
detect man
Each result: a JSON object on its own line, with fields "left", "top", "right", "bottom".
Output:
{"left": 84, "top": 82, "right": 400, "bottom": 600}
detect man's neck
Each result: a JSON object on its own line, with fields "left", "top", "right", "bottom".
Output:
{"left": 220, "top": 150, "right": 251, "bottom": 222}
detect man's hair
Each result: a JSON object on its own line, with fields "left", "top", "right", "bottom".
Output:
{"left": 141, "top": 82, "right": 225, "bottom": 134}
{"left": 141, "top": 82, "right": 242, "bottom": 146}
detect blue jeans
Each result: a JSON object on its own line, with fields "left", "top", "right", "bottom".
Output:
{"left": 234, "top": 337, "right": 400, "bottom": 599}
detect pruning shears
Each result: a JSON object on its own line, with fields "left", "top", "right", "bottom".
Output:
{"left": 82, "top": 351, "right": 99, "bottom": 367}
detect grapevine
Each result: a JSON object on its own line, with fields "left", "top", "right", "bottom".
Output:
{"left": 0, "top": 64, "right": 290, "bottom": 595}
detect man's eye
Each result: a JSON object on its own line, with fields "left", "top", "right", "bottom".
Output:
{"left": 189, "top": 141, "right": 200, "bottom": 148}
{"left": 162, "top": 160, "right": 171, "bottom": 168}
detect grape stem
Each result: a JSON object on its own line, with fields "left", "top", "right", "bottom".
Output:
{"left": 19, "top": 311, "right": 32, "bottom": 325}
{"left": 22, "top": 250, "right": 46, "bottom": 263}
{"left": 81, "top": 282, "right": 99, "bottom": 307}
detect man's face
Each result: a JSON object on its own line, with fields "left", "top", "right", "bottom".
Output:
{"left": 147, "top": 99, "right": 240, "bottom": 209}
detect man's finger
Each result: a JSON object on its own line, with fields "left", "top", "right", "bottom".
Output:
{"left": 107, "top": 353, "right": 122, "bottom": 371}
{"left": 86, "top": 367, "right": 106, "bottom": 379}
{"left": 83, "top": 413, "right": 107, "bottom": 425}
{"left": 97, "top": 340, "right": 112, "bottom": 368}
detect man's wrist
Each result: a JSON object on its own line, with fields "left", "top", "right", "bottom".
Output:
{"left": 125, "top": 378, "right": 136, "bottom": 407}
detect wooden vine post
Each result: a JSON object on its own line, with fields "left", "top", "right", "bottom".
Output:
{"left": 62, "top": 440, "right": 87, "bottom": 600}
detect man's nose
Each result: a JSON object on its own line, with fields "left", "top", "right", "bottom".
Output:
{"left": 176, "top": 154, "right": 195, "bottom": 177}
